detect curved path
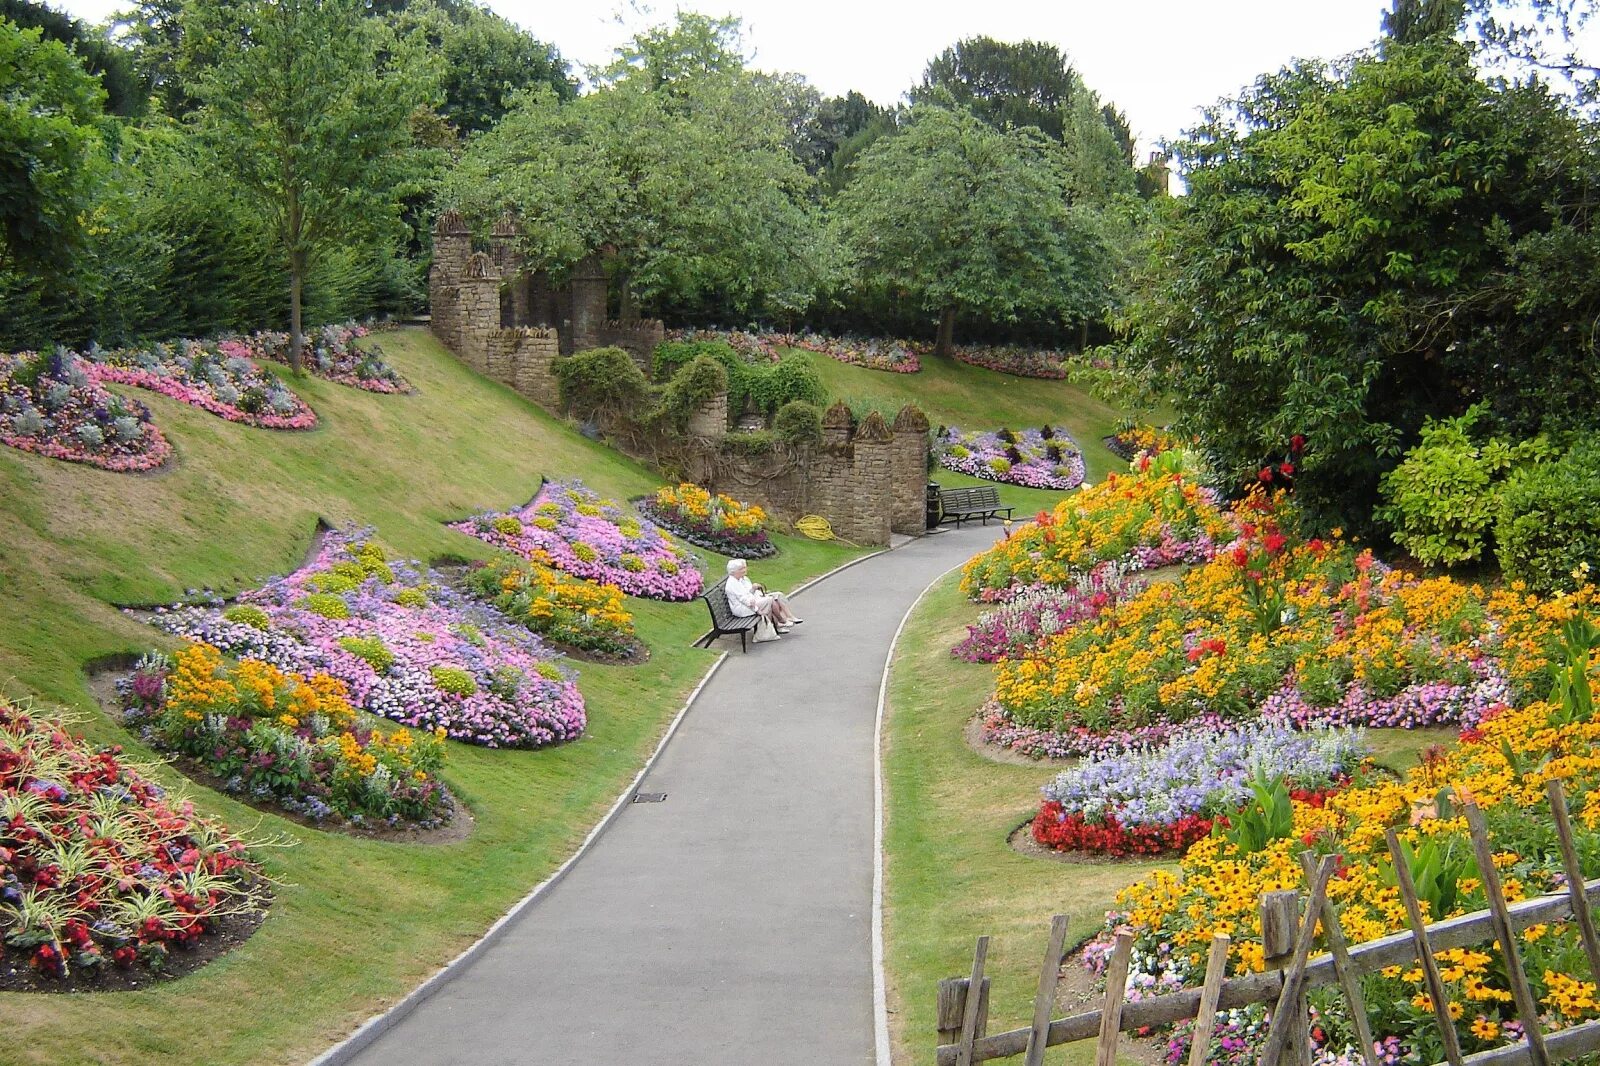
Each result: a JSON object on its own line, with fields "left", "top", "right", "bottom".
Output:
{"left": 335, "top": 526, "right": 1000, "bottom": 1066}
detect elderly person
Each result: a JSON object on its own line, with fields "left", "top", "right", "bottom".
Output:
{"left": 724, "top": 558, "right": 802, "bottom": 639}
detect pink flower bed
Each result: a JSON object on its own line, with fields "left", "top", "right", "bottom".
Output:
{"left": 782, "top": 332, "right": 922, "bottom": 373}
{"left": 663, "top": 329, "right": 782, "bottom": 364}
{"left": 452, "top": 480, "right": 705, "bottom": 601}
{"left": 145, "top": 528, "right": 586, "bottom": 749}
{"left": 938, "top": 425, "right": 1086, "bottom": 490}
{"left": 243, "top": 323, "right": 411, "bottom": 393}
{"left": 81, "top": 340, "right": 316, "bottom": 430}
{"left": 0, "top": 350, "right": 173, "bottom": 472}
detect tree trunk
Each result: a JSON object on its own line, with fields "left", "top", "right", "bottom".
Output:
{"left": 289, "top": 254, "right": 305, "bottom": 374}
{"left": 1079, "top": 319, "right": 1090, "bottom": 353}
{"left": 936, "top": 306, "right": 957, "bottom": 358}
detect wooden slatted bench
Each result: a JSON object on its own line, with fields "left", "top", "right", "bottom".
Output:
{"left": 693, "top": 577, "right": 760, "bottom": 652}
{"left": 938, "top": 485, "right": 1014, "bottom": 527}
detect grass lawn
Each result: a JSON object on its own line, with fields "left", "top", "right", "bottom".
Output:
{"left": 881, "top": 571, "right": 1458, "bottom": 1065}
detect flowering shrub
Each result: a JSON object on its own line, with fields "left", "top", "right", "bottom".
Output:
{"left": 244, "top": 323, "right": 411, "bottom": 393}
{"left": 1032, "top": 724, "right": 1367, "bottom": 856}
{"left": 1090, "top": 655, "right": 1600, "bottom": 1060}
{"left": 144, "top": 529, "right": 586, "bottom": 749}
{"left": 1106, "top": 423, "right": 1183, "bottom": 462}
{"left": 0, "top": 350, "right": 173, "bottom": 471}
{"left": 961, "top": 467, "right": 1233, "bottom": 600}
{"left": 80, "top": 339, "right": 317, "bottom": 430}
{"left": 120, "top": 647, "right": 451, "bottom": 826}
{"left": 453, "top": 480, "right": 704, "bottom": 601}
{"left": 462, "top": 555, "right": 638, "bottom": 658}
{"left": 783, "top": 332, "right": 922, "bottom": 373}
{"left": 938, "top": 425, "right": 1086, "bottom": 490}
{"left": 639, "top": 482, "right": 774, "bottom": 558}
{"left": 951, "top": 564, "right": 1144, "bottom": 663}
{"left": 0, "top": 695, "right": 268, "bottom": 984}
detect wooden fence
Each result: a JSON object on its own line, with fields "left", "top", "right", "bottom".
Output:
{"left": 936, "top": 780, "right": 1600, "bottom": 1066}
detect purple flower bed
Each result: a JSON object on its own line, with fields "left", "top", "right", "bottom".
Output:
{"left": 1041, "top": 723, "right": 1368, "bottom": 830}
{"left": 452, "top": 480, "right": 705, "bottom": 601}
{"left": 783, "top": 332, "right": 922, "bottom": 373}
{"left": 978, "top": 701, "right": 1242, "bottom": 760}
{"left": 142, "top": 528, "right": 586, "bottom": 749}
{"left": 244, "top": 323, "right": 411, "bottom": 393}
{"left": 938, "top": 426, "right": 1086, "bottom": 490}
{"left": 1259, "top": 661, "right": 1509, "bottom": 730}
{"left": 0, "top": 350, "right": 173, "bottom": 471}
{"left": 81, "top": 339, "right": 317, "bottom": 430}
{"left": 952, "top": 564, "right": 1145, "bottom": 663}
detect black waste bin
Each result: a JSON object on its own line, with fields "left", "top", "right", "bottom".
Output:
{"left": 925, "top": 482, "right": 942, "bottom": 530}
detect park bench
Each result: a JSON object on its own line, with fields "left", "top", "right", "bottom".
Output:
{"left": 693, "top": 578, "right": 761, "bottom": 652}
{"left": 938, "top": 485, "right": 1014, "bottom": 527}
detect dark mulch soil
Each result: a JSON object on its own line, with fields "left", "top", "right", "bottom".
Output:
{"left": 1102, "top": 434, "right": 1139, "bottom": 462}
{"left": 0, "top": 894, "right": 271, "bottom": 994}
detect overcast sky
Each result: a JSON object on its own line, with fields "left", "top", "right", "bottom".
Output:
{"left": 53, "top": 0, "right": 1409, "bottom": 155}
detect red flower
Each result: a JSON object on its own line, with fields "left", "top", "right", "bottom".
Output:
{"left": 1290, "top": 434, "right": 1306, "bottom": 454}
{"left": 1263, "top": 531, "right": 1288, "bottom": 556}
{"left": 1258, "top": 467, "right": 1274, "bottom": 482}
{"left": 1278, "top": 462, "right": 1295, "bottom": 477}
{"left": 1230, "top": 546, "right": 1250, "bottom": 567}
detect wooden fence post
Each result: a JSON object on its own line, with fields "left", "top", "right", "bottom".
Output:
{"left": 1259, "top": 890, "right": 1310, "bottom": 1065}
{"left": 1298, "top": 852, "right": 1380, "bottom": 1066}
{"left": 1187, "top": 934, "right": 1232, "bottom": 1066}
{"left": 1093, "top": 928, "right": 1134, "bottom": 1066}
{"left": 1387, "top": 827, "right": 1465, "bottom": 1066}
{"left": 1023, "top": 914, "right": 1071, "bottom": 1066}
{"left": 1261, "top": 856, "right": 1335, "bottom": 1066}
{"left": 1465, "top": 804, "right": 1550, "bottom": 1066}
{"left": 938, "top": 976, "right": 991, "bottom": 1049}
{"left": 1548, "top": 779, "right": 1600, "bottom": 983}
{"left": 956, "top": 936, "right": 992, "bottom": 1066}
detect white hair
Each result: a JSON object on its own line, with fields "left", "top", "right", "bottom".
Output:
{"left": 726, "top": 558, "right": 747, "bottom": 575}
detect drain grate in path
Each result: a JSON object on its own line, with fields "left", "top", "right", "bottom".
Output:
{"left": 632, "top": 792, "right": 667, "bottom": 803}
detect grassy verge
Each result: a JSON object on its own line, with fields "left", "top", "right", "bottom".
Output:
{"left": 0, "top": 329, "right": 863, "bottom": 1065}
{"left": 881, "top": 572, "right": 1456, "bottom": 1065}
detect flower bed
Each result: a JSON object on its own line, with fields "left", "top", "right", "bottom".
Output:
{"left": 144, "top": 529, "right": 585, "bottom": 749}
{"left": 1105, "top": 423, "right": 1183, "bottom": 462}
{"left": 1031, "top": 723, "right": 1367, "bottom": 857}
{"left": 637, "top": 483, "right": 774, "bottom": 558}
{"left": 119, "top": 647, "right": 451, "bottom": 827}
{"left": 961, "top": 465, "right": 1232, "bottom": 600}
{"left": 0, "top": 350, "right": 173, "bottom": 472}
{"left": 663, "top": 328, "right": 782, "bottom": 364}
{"left": 948, "top": 343, "right": 1075, "bottom": 379}
{"left": 0, "top": 694, "right": 268, "bottom": 987}
{"left": 952, "top": 564, "right": 1144, "bottom": 663}
{"left": 784, "top": 332, "right": 922, "bottom": 373}
{"left": 244, "top": 323, "right": 411, "bottom": 393}
{"left": 461, "top": 555, "right": 641, "bottom": 660}
{"left": 453, "top": 480, "right": 704, "bottom": 601}
{"left": 993, "top": 516, "right": 1522, "bottom": 739}
{"left": 938, "top": 425, "right": 1086, "bottom": 490}
{"left": 81, "top": 339, "right": 317, "bottom": 430}
{"left": 1089, "top": 652, "right": 1600, "bottom": 1061}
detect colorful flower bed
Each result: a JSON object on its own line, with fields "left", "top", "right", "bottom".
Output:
{"left": 145, "top": 529, "right": 585, "bottom": 749}
{"left": 119, "top": 647, "right": 451, "bottom": 827}
{"left": 1106, "top": 423, "right": 1183, "bottom": 462}
{"left": 960, "top": 465, "right": 1232, "bottom": 601}
{"left": 637, "top": 483, "right": 774, "bottom": 558}
{"left": 993, "top": 515, "right": 1520, "bottom": 740}
{"left": 0, "top": 350, "right": 173, "bottom": 472}
{"left": 0, "top": 694, "right": 268, "bottom": 986}
{"left": 784, "top": 332, "right": 922, "bottom": 374}
{"left": 461, "top": 555, "right": 640, "bottom": 660}
{"left": 952, "top": 563, "right": 1144, "bottom": 663}
{"left": 663, "top": 328, "right": 782, "bottom": 364}
{"left": 938, "top": 425, "right": 1086, "bottom": 490}
{"left": 1032, "top": 723, "right": 1367, "bottom": 857}
{"left": 81, "top": 339, "right": 317, "bottom": 430}
{"left": 244, "top": 323, "right": 411, "bottom": 393}
{"left": 1089, "top": 613, "right": 1600, "bottom": 1061}
{"left": 453, "top": 480, "right": 704, "bottom": 601}
{"left": 948, "top": 343, "right": 1074, "bottom": 379}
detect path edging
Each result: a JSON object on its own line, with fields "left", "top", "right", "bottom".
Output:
{"left": 307, "top": 543, "right": 893, "bottom": 1066}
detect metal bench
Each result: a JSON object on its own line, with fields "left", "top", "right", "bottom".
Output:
{"left": 693, "top": 577, "right": 761, "bottom": 652}
{"left": 938, "top": 485, "right": 1014, "bottom": 527}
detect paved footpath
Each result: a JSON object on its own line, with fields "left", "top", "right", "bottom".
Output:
{"left": 342, "top": 526, "right": 1000, "bottom": 1066}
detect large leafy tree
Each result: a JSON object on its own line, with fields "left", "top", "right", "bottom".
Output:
{"left": 1, "top": 0, "right": 143, "bottom": 116}
{"left": 443, "top": 14, "right": 823, "bottom": 320}
{"left": 913, "top": 37, "right": 1079, "bottom": 139}
{"left": 184, "top": 0, "right": 435, "bottom": 368}
{"left": 1116, "top": 38, "right": 1600, "bottom": 526}
{"left": 0, "top": 17, "right": 104, "bottom": 274}
{"left": 830, "top": 102, "right": 1099, "bottom": 356}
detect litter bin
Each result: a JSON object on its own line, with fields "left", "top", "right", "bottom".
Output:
{"left": 926, "top": 482, "right": 943, "bottom": 530}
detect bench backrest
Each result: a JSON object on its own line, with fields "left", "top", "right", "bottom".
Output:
{"left": 940, "top": 485, "right": 1001, "bottom": 509}
{"left": 702, "top": 578, "right": 739, "bottom": 626}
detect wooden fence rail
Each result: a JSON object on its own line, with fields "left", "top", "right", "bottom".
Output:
{"left": 936, "top": 780, "right": 1600, "bottom": 1066}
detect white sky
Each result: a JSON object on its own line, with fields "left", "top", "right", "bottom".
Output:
{"left": 51, "top": 0, "right": 1395, "bottom": 157}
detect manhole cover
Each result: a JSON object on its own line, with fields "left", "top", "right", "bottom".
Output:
{"left": 632, "top": 792, "right": 668, "bottom": 803}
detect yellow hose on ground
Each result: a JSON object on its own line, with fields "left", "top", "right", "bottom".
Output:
{"left": 795, "top": 515, "right": 835, "bottom": 540}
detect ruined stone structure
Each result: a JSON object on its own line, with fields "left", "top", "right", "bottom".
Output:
{"left": 427, "top": 213, "right": 928, "bottom": 546}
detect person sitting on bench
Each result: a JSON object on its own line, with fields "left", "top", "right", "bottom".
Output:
{"left": 724, "top": 558, "right": 803, "bottom": 641}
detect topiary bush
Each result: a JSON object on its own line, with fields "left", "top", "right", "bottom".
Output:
{"left": 1496, "top": 441, "right": 1600, "bottom": 592}
{"left": 749, "top": 356, "right": 826, "bottom": 417}
{"left": 554, "top": 347, "right": 651, "bottom": 421}
{"left": 773, "top": 400, "right": 822, "bottom": 446}
{"left": 660, "top": 355, "right": 729, "bottom": 429}
{"left": 1376, "top": 405, "right": 1553, "bottom": 567}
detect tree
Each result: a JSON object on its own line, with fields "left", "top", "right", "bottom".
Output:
{"left": 184, "top": 0, "right": 434, "bottom": 369}
{"left": 830, "top": 102, "right": 1098, "bottom": 356}
{"left": 1114, "top": 38, "right": 1600, "bottom": 527}
{"left": 1, "top": 0, "right": 143, "bottom": 116}
{"left": 1381, "top": 0, "right": 1467, "bottom": 45}
{"left": 0, "top": 17, "right": 104, "bottom": 273}
{"left": 914, "top": 37, "right": 1079, "bottom": 139}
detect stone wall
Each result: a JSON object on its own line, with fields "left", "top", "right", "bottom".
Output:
{"left": 596, "top": 319, "right": 666, "bottom": 372}
{"left": 890, "top": 405, "right": 931, "bottom": 536}
{"left": 687, "top": 393, "right": 729, "bottom": 438}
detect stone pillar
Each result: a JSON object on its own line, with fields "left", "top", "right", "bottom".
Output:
{"left": 687, "top": 391, "right": 729, "bottom": 438}
{"left": 822, "top": 401, "right": 854, "bottom": 449}
{"left": 429, "top": 210, "right": 472, "bottom": 352}
{"left": 512, "top": 329, "right": 563, "bottom": 409}
{"left": 458, "top": 252, "right": 501, "bottom": 374}
{"left": 849, "top": 411, "right": 895, "bottom": 546}
{"left": 568, "top": 253, "right": 608, "bottom": 352}
{"left": 891, "top": 404, "right": 931, "bottom": 536}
